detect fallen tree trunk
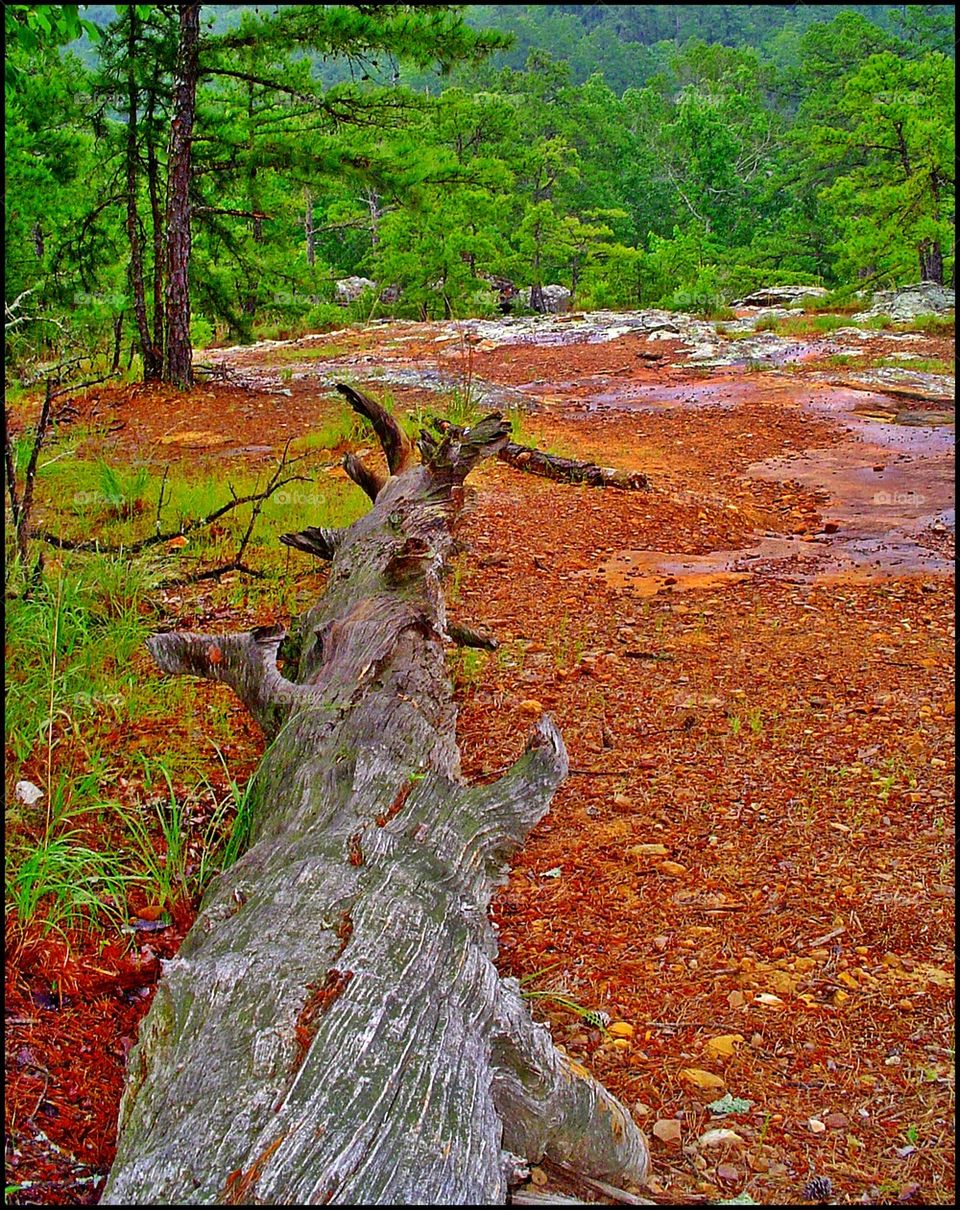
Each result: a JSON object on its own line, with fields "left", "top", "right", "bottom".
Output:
{"left": 102, "top": 388, "right": 650, "bottom": 1205}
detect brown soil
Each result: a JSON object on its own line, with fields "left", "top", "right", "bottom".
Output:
{"left": 5, "top": 318, "right": 954, "bottom": 1205}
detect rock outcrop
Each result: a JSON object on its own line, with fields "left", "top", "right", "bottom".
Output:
{"left": 852, "top": 282, "right": 955, "bottom": 322}
{"left": 520, "top": 285, "right": 572, "bottom": 314}
{"left": 334, "top": 276, "right": 376, "bottom": 305}
{"left": 734, "top": 285, "right": 829, "bottom": 308}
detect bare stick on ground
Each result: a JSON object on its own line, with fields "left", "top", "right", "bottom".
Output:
{"left": 102, "top": 386, "right": 650, "bottom": 1206}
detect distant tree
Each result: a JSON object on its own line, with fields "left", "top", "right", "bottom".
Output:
{"left": 88, "top": 4, "right": 510, "bottom": 386}
{"left": 812, "top": 51, "right": 955, "bottom": 285}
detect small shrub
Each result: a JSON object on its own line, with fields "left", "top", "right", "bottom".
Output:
{"left": 190, "top": 313, "right": 215, "bottom": 349}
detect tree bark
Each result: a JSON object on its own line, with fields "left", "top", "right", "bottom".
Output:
{"left": 111, "top": 312, "right": 124, "bottom": 375}
{"left": 146, "top": 95, "right": 166, "bottom": 366}
{"left": 125, "top": 8, "right": 162, "bottom": 384}
{"left": 162, "top": 3, "right": 200, "bottom": 388}
{"left": 305, "top": 189, "right": 316, "bottom": 267}
{"left": 101, "top": 390, "right": 650, "bottom": 1206}
{"left": 918, "top": 238, "right": 944, "bottom": 285}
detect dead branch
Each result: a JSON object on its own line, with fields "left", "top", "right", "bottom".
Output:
{"left": 4, "top": 382, "right": 55, "bottom": 572}
{"left": 34, "top": 454, "right": 308, "bottom": 556}
{"left": 341, "top": 450, "right": 386, "bottom": 501}
{"left": 336, "top": 383, "right": 414, "bottom": 475}
{"left": 432, "top": 419, "right": 649, "bottom": 490}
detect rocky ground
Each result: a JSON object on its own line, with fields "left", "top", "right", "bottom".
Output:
{"left": 5, "top": 304, "right": 954, "bottom": 1205}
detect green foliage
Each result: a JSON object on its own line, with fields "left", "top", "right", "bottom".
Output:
{"left": 813, "top": 50, "right": 955, "bottom": 285}
{"left": 190, "top": 313, "right": 215, "bottom": 350}
{"left": 3, "top": 3, "right": 954, "bottom": 371}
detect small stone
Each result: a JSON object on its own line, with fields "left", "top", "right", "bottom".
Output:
{"left": 628, "top": 843, "right": 670, "bottom": 857}
{"left": 653, "top": 1118, "right": 682, "bottom": 1144}
{"left": 716, "top": 1163, "right": 740, "bottom": 1183}
{"left": 14, "top": 780, "right": 44, "bottom": 806}
{"left": 658, "top": 860, "right": 687, "bottom": 877}
{"left": 698, "top": 1128, "right": 744, "bottom": 1149}
{"left": 824, "top": 1112, "right": 848, "bottom": 1130}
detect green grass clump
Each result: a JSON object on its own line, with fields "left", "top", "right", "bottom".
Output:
{"left": 874, "top": 356, "right": 953, "bottom": 373}
{"left": 755, "top": 313, "right": 850, "bottom": 337}
{"left": 6, "top": 827, "right": 134, "bottom": 934}
{"left": 289, "top": 410, "right": 369, "bottom": 454}
{"left": 892, "top": 312, "right": 955, "bottom": 336}
{"left": 273, "top": 343, "right": 348, "bottom": 363}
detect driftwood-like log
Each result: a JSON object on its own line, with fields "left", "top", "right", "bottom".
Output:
{"left": 432, "top": 418, "right": 648, "bottom": 490}
{"left": 498, "top": 443, "right": 649, "bottom": 490}
{"left": 102, "top": 388, "right": 650, "bottom": 1206}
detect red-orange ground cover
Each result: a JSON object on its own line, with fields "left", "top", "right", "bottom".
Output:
{"left": 5, "top": 320, "right": 954, "bottom": 1204}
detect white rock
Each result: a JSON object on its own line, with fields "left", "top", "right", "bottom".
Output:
{"left": 334, "top": 276, "right": 376, "bottom": 304}
{"left": 734, "top": 285, "right": 829, "bottom": 307}
{"left": 15, "top": 780, "right": 44, "bottom": 805}
{"left": 852, "top": 281, "right": 955, "bottom": 322}
{"left": 698, "top": 1128, "right": 745, "bottom": 1148}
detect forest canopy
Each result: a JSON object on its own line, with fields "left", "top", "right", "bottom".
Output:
{"left": 4, "top": 3, "right": 955, "bottom": 385}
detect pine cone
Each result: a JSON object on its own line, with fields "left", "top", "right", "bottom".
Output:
{"left": 803, "top": 1175, "right": 834, "bottom": 1202}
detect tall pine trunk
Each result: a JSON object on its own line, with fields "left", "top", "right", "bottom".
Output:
{"left": 305, "top": 190, "right": 315, "bottom": 267}
{"left": 163, "top": 4, "right": 200, "bottom": 389}
{"left": 918, "top": 238, "right": 944, "bottom": 286}
{"left": 146, "top": 96, "right": 166, "bottom": 368}
{"left": 126, "top": 10, "right": 162, "bottom": 383}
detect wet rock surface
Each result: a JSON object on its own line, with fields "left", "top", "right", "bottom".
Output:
{"left": 173, "top": 307, "right": 957, "bottom": 586}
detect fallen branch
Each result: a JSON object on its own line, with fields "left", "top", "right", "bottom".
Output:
{"left": 159, "top": 559, "right": 267, "bottom": 588}
{"left": 34, "top": 452, "right": 308, "bottom": 556}
{"left": 432, "top": 419, "right": 649, "bottom": 490}
{"left": 497, "top": 444, "right": 649, "bottom": 490}
{"left": 447, "top": 620, "right": 498, "bottom": 651}
{"left": 545, "top": 1160, "right": 655, "bottom": 1205}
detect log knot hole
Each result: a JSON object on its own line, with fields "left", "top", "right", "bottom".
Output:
{"left": 385, "top": 536, "right": 432, "bottom": 584}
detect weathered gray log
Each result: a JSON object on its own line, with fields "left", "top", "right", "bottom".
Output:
{"left": 432, "top": 417, "right": 649, "bottom": 490}
{"left": 102, "top": 389, "right": 650, "bottom": 1205}
{"left": 497, "top": 443, "right": 649, "bottom": 490}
